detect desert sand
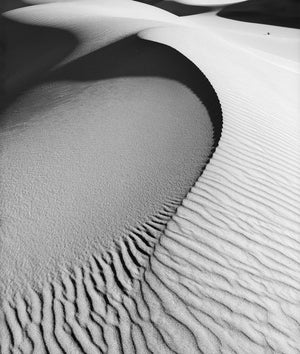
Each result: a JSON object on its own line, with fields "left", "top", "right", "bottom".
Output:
{"left": 1, "top": 0, "right": 300, "bottom": 353}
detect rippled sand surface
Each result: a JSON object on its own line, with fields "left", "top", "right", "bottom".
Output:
{"left": 0, "top": 73, "right": 213, "bottom": 294}
{"left": 1, "top": 1, "right": 299, "bottom": 353}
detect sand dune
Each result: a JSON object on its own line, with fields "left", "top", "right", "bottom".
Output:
{"left": 166, "top": 0, "right": 247, "bottom": 6}
{"left": 218, "top": 0, "right": 300, "bottom": 29}
{"left": 138, "top": 0, "right": 248, "bottom": 17}
{"left": 2, "top": 0, "right": 178, "bottom": 92}
{"left": 184, "top": 12, "right": 300, "bottom": 70}
{"left": 138, "top": 0, "right": 247, "bottom": 6}
{"left": 1, "top": 2, "right": 222, "bottom": 297}
{"left": 155, "top": 1, "right": 211, "bottom": 16}
{"left": 1, "top": 1, "right": 300, "bottom": 353}
{"left": 139, "top": 20, "right": 300, "bottom": 353}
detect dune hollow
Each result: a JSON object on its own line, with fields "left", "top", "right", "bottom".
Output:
{"left": 0, "top": 34, "right": 222, "bottom": 297}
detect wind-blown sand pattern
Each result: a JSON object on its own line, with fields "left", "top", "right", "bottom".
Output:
{"left": 1, "top": 0, "right": 300, "bottom": 353}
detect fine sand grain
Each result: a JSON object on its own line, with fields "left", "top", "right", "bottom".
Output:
{"left": 1, "top": 1, "right": 300, "bottom": 353}
{"left": 0, "top": 33, "right": 219, "bottom": 296}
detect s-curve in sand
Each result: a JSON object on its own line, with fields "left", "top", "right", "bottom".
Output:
{"left": 1, "top": 0, "right": 300, "bottom": 353}
{"left": 0, "top": 33, "right": 217, "bottom": 296}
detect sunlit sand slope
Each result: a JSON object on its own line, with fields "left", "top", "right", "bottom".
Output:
{"left": 162, "top": 0, "right": 247, "bottom": 6}
{"left": 1, "top": 2, "right": 300, "bottom": 354}
{"left": 138, "top": 21, "right": 300, "bottom": 353}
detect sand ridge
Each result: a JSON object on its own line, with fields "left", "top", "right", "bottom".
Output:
{"left": 1, "top": 1, "right": 300, "bottom": 353}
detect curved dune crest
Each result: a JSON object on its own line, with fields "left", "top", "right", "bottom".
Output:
{"left": 1, "top": 1, "right": 300, "bottom": 354}
{"left": 136, "top": 0, "right": 247, "bottom": 6}
{"left": 2, "top": 1, "right": 178, "bottom": 93}
{"left": 183, "top": 13, "right": 300, "bottom": 72}
{"left": 0, "top": 0, "right": 223, "bottom": 298}
{"left": 160, "top": 0, "right": 247, "bottom": 6}
{"left": 0, "top": 43, "right": 219, "bottom": 297}
{"left": 136, "top": 0, "right": 248, "bottom": 17}
{"left": 139, "top": 23, "right": 300, "bottom": 352}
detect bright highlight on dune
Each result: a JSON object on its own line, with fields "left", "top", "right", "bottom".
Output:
{"left": 1, "top": 0, "right": 300, "bottom": 353}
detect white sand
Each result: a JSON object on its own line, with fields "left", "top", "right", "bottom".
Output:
{"left": 139, "top": 13, "right": 300, "bottom": 354}
{"left": 1, "top": 1, "right": 300, "bottom": 353}
{"left": 185, "top": 12, "right": 300, "bottom": 68}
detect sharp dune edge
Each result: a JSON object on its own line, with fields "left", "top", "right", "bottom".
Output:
{"left": 158, "top": 0, "right": 247, "bottom": 6}
{"left": 1, "top": 1, "right": 300, "bottom": 354}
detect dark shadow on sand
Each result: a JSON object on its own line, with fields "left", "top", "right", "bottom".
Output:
{"left": 1, "top": 0, "right": 38, "bottom": 13}
{"left": 133, "top": 0, "right": 160, "bottom": 5}
{"left": 155, "top": 1, "right": 211, "bottom": 16}
{"left": 134, "top": 0, "right": 211, "bottom": 16}
{"left": 0, "top": 17, "right": 79, "bottom": 97}
{"left": 218, "top": 0, "right": 300, "bottom": 29}
{"left": 1, "top": 31, "right": 222, "bottom": 150}
{"left": 49, "top": 35, "right": 223, "bottom": 148}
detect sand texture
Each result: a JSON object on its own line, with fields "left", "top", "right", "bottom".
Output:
{"left": 1, "top": 0, "right": 300, "bottom": 353}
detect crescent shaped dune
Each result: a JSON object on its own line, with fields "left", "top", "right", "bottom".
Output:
{"left": 1, "top": 1, "right": 300, "bottom": 353}
{"left": 155, "top": 0, "right": 248, "bottom": 6}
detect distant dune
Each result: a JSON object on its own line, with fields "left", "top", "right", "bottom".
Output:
{"left": 138, "top": 0, "right": 247, "bottom": 16}
{"left": 1, "top": 1, "right": 299, "bottom": 353}
{"left": 218, "top": 0, "right": 300, "bottom": 29}
{"left": 155, "top": 1, "right": 211, "bottom": 16}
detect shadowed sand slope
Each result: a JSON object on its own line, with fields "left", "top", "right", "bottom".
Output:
{"left": 0, "top": 33, "right": 221, "bottom": 297}
{"left": 218, "top": 0, "right": 300, "bottom": 29}
{"left": 155, "top": 1, "right": 211, "bottom": 16}
{"left": 136, "top": 0, "right": 247, "bottom": 16}
{"left": 1, "top": 1, "right": 177, "bottom": 94}
{"left": 1, "top": 17, "right": 79, "bottom": 93}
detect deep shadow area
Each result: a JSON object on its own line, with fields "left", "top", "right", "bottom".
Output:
{"left": 48, "top": 35, "right": 223, "bottom": 147}
{"left": 2, "top": 34, "right": 222, "bottom": 148}
{"left": 134, "top": 0, "right": 211, "bottom": 16}
{"left": 0, "top": 16, "right": 79, "bottom": 98}
{"left": 218, "top": 0, "right": 300, "bottom": 29}
{"left": 1, "top": 0, "right": 31, "bottom": 13}
{"left": 134, "top": 0, "right": 160, "bottom": 5}
{"left": 0, "top": 32, "right": 222, "bottom": 293}
{"left": 155, "top": 1, "right": 211, "bottom": 16}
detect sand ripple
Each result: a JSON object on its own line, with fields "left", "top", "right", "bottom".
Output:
{"left": 1, "top": 2, "right": 300, "bottom": 354}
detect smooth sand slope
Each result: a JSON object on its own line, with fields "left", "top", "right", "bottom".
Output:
{"left": 1, "top": 1, "right": 300, "bottom": 353}
{"left": 185, "top": 11, "right": 300, "bottom": 68}
{"left": 163, "top": 0, "right": 247, "bottom": 6}
{"left": 138, "top": 0, "right": 247, "bottom": 6}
